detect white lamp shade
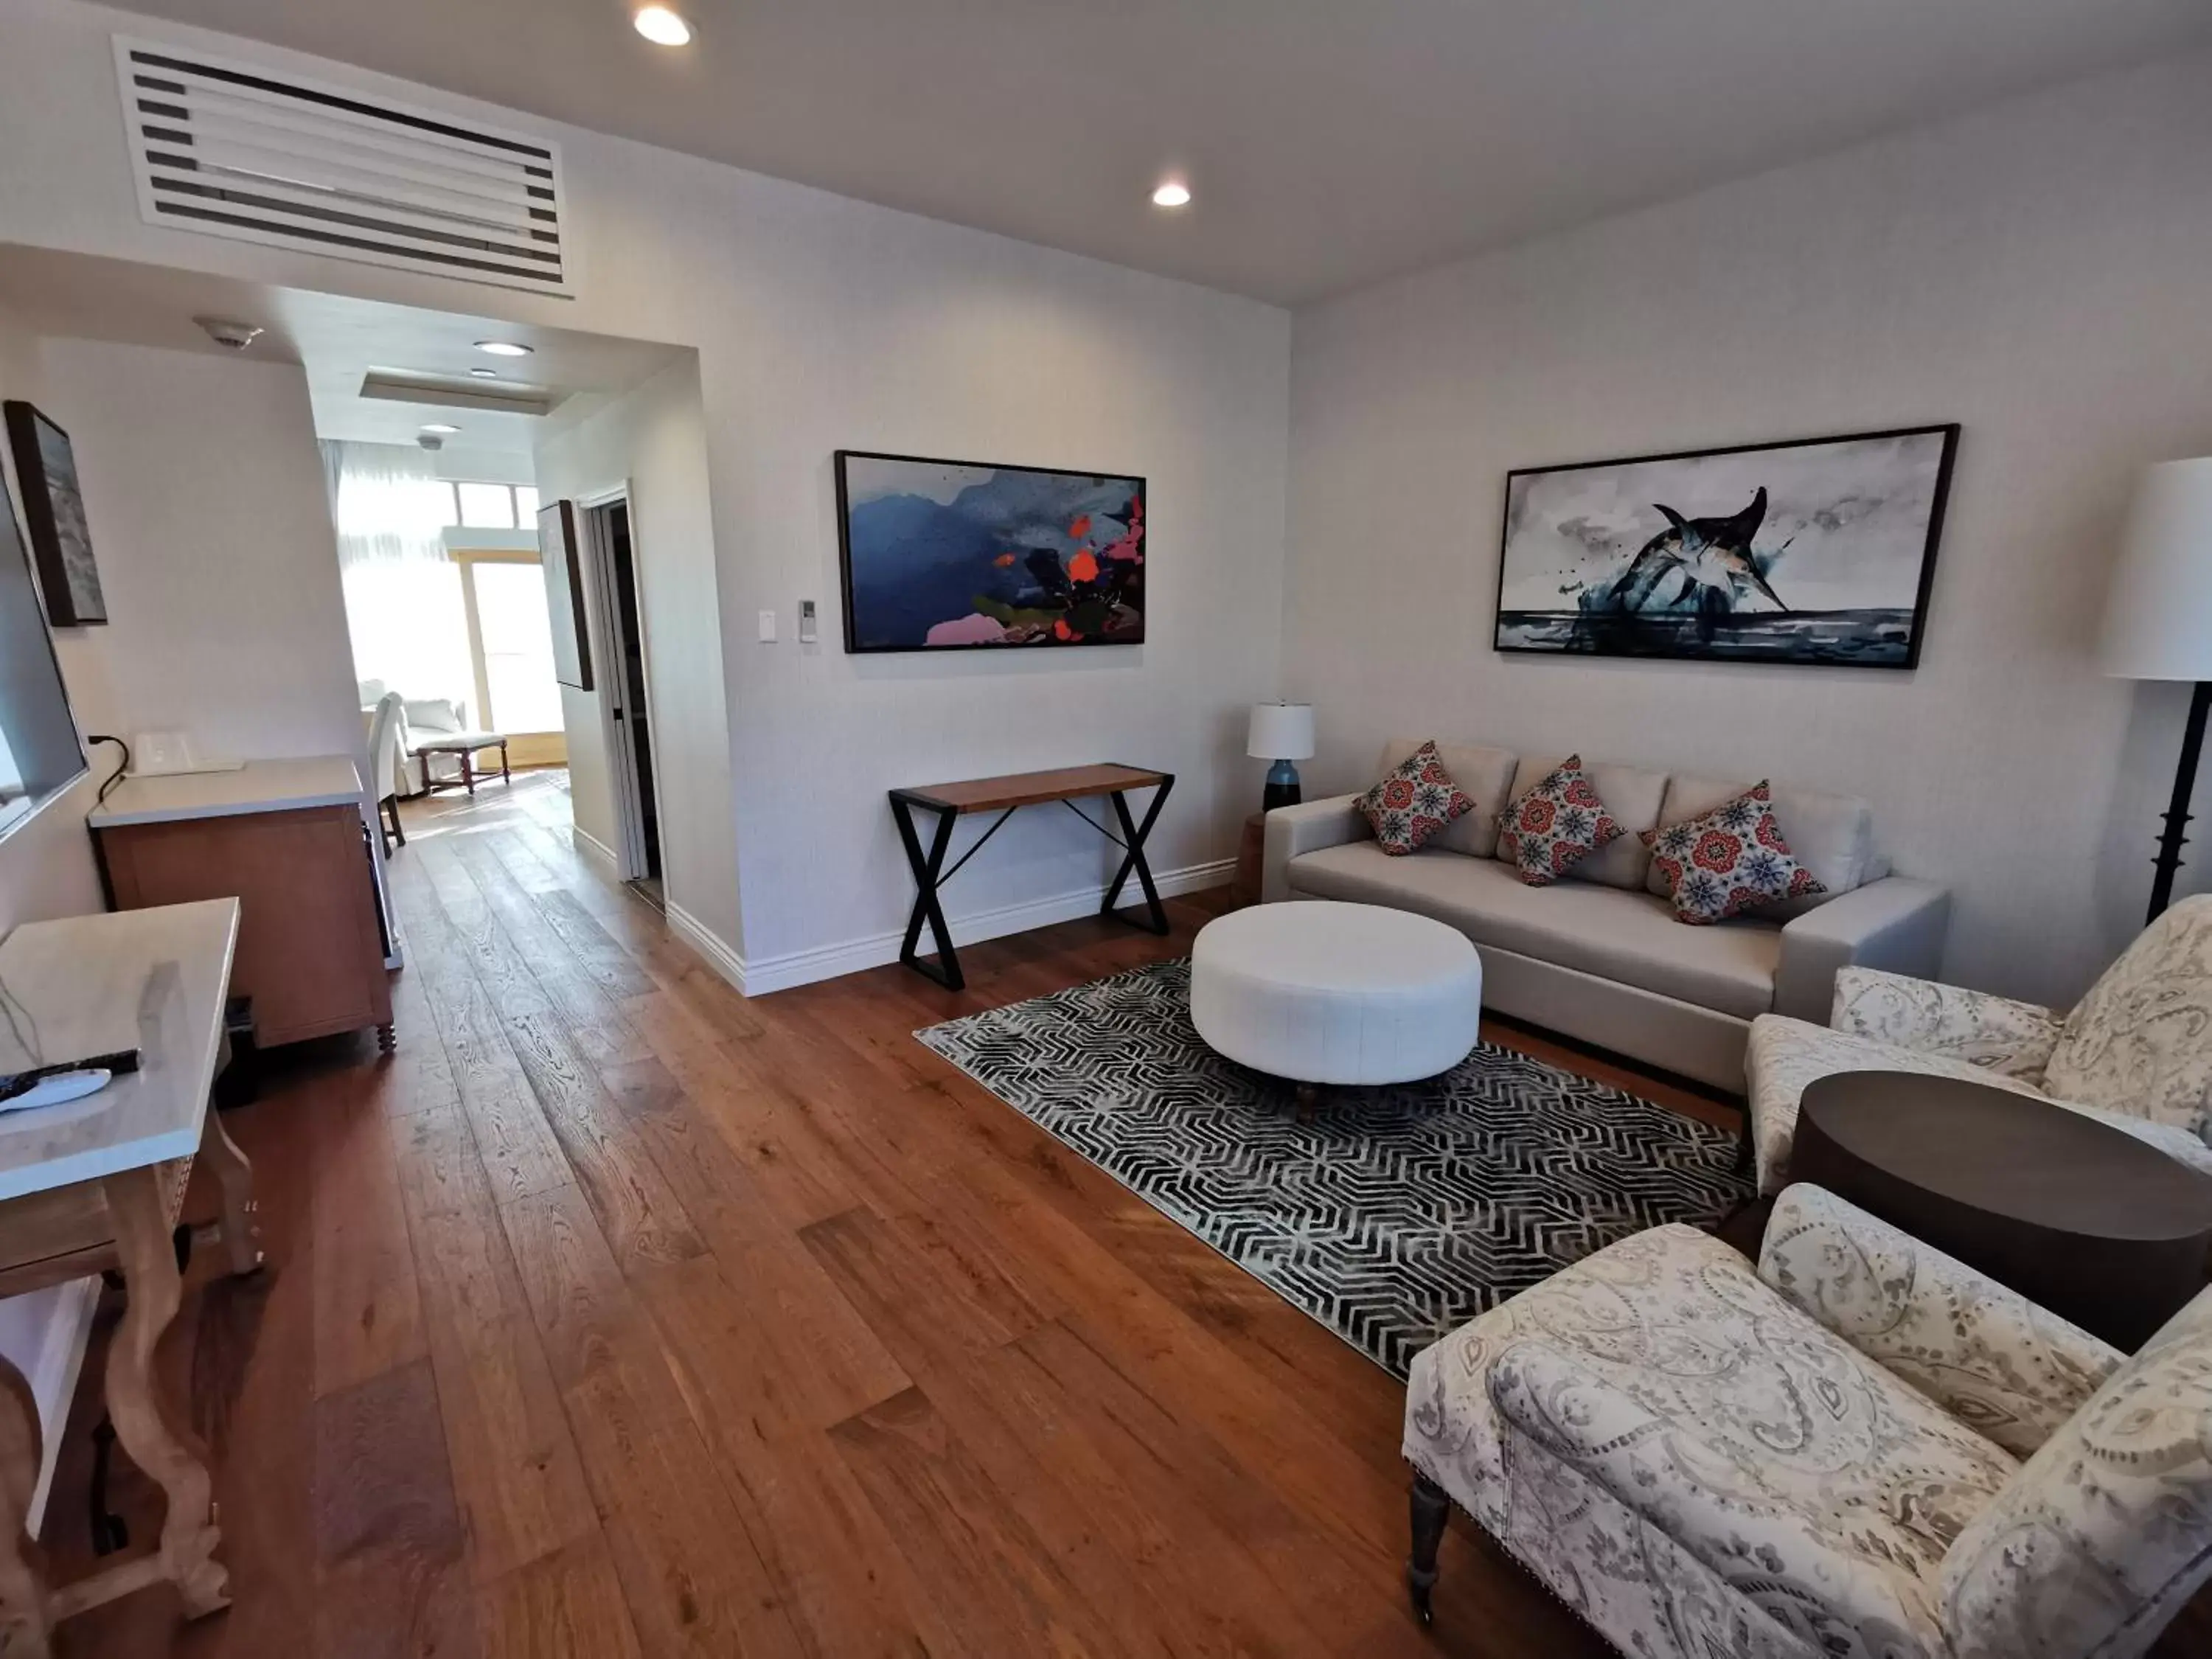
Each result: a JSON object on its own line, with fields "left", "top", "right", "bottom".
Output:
{"left": 2100, "top": 459, "right": 2212, "bottom": 681}
{"left": 1247, "top": 702, "right": 1315, "bottom": 760}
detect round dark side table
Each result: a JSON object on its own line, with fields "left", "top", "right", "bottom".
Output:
{"left": 1792, "top": 1070, "right": 2212, "bottom": 1351}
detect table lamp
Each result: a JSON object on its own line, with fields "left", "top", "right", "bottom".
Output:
{"left": 1248, "top": 702, "right": 1315, "bottom": 813}
{"left": 2098, "top": 457, "right": 2212, "bottom": 922}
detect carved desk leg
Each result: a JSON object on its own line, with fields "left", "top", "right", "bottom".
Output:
{"left": 0, "top": 1357, "right": 50, "bottom": 1658}
{"left": 101, "top": 1164, "right": 229, "bottom": 1620}
{"left": 198, "top": 1107, "right": 263, "bottom": 1276}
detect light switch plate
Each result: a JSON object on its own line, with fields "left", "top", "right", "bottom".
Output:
{"left": 757, "top": 608, "right": 777, "bottom": 643}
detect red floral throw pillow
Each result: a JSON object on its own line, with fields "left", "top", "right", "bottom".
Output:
{"left": 1641, "top": 781, "right": 1826, "bottom": 925}
{"left": 1496, "top": 755, "right": 1622, "bottom": 886}
{"left": 1355, "top": 740, "right": 1475, "bottom": 855}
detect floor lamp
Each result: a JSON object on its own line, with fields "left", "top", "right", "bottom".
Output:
{"left": 2099, "top": 458, "right": 2212, "bottom": 923}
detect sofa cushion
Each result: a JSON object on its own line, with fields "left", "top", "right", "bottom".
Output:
{"left": 1405, "top": 1223, "right": 2017, "bottom": 1659}
{"left": 1496, "top": 755, "right": 1623, "bottom": 886}
{"left": 1508, "top": 754, "right": 1668, "bottom": 890}
{"left": 1651, "top": 774, "right": 1877, "bottom": 914}
{"left": 1287, "top": 841, "right": 1780, "bottom": 1019}
{"left": 1643, "top": 781, "right": 1825, "bottom": 925}
{"left": 1380, "top": 738, "right": 1518, "bottom": 858}
{"left": 1354, "top": 740, "right": 1475, "bottom": 855}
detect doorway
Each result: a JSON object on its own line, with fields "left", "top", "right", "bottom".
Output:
{"left": 585, "top": 495, "right": 664, "bottom": 909}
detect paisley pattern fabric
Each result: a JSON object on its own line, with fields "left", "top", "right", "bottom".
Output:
{"left": 1832, "top": 966, "right": 2065, "bottom": 1082}
{"left": 1403, "top": 1222, "right": 2017, "bottom": 1658}
{"left": 1938, "top": 1283, "right": 2212, "bottom": 1659}
{"left": 1354, "top": 738, "right": 1475, "bottom": 855}
{"left": 2042, "top": 893, "right": 2212, "bottom": 1142}
{"left": 1758, "top": 1184, "right": 2121, "bottom": 1458}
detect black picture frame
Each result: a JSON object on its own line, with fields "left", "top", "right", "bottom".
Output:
{"left": 3, "top": 400, "right": 106, "bottom": 627}
{"left": 536, "top": 498, "right": 593, "bottom": 691}
{"left": 835, "top": 448, "right": 1147, "bottom": 654}
{"left": 1492, "top": 423, "right": 1959, "bottom": 670}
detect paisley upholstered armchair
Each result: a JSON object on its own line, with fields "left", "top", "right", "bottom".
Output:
{"left": 1403, "top": 1184, "right": 2212, "bottom": 1658}
{"left": 1742, "top": 894, "right": 2212, "bottom": 1195}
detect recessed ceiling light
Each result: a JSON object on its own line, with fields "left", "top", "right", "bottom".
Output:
{"left": 469, "top": 367, "right": 501, "bottom": 379}
{"left": 633, "top": 5, "right": 692, "bottom": 46}
{"left": 1151, "top": 180, "right": 1192, "bottom": 209}
{"left": 421, "top": 422, "right": 462, "bottom": 435}
{"left": 474, "top": 340, "right": 532, "bottom": 358}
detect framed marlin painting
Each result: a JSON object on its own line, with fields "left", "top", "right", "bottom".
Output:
{"left": 835, "top": 451, "right": 1146, "bottom": 653}
{"left": 1492, "top": 425, "right": 1958, "bottom": 669}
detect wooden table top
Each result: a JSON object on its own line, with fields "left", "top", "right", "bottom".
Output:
{"left": 1801, "top": 1070, "right": 2212, "bottom": 1243}
{"left": 891, "top": 763, "right": 1169, "bottom": 815}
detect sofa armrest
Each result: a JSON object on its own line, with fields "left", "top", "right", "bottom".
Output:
{"left": 1486, "top": 1340, "right": 1933, "bottom": 1642}
{"left": 1831, "top": 967, "right": 2063, "bottom": 1081}
{"left": 1773, "top": 877, "right": 1950, "bottom": 1024}
{"left": 1260, "top": 794, "right": 1369, "bottom": 902}
{"left": 1759, "top": 1183, "right": 2119, "bottom": 1458}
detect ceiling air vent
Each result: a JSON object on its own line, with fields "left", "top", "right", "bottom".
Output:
{"left": 113, "top": 37, "right": 571, "bottom": 296}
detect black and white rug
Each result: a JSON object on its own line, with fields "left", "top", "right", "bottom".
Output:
{"left": 917, "top": 959, "right": 1750, "bottom": 1377}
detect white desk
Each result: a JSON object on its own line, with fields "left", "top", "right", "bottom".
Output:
{"left": 0, "top": 901, "right": 256, "bottom": 1650}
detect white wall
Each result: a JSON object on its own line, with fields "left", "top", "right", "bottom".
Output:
{"left": 35, "top": 338, "right": 363, "bottom": 766}
{"left": 0, "top": 0, "right": 1293, "bottom": 989}
{"left": 534, "top": 355, "right": 742, "bottom": 949}
{"left": 1285, "top": 49, "right": 2212, "bottom": 1006}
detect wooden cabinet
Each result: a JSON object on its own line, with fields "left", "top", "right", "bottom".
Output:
{"left": 91, "top": 765, "right": 393, "bottom": 1050}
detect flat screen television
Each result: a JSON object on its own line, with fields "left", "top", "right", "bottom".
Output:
{"left": 0, "top": 476, "right": 86, "bottom": 843}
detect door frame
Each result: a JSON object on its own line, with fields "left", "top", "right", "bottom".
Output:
{"left": 578, "top": 483, "right": 664, "bottom": 886}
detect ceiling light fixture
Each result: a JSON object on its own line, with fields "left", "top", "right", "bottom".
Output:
{"left": 420, "top": 422, "right": 462, "bottom": 435}
{"left": 474, "top": 339, "right": 532, "bottom": 358}
{"left": 1151, "top": 180, "right": 1192, "bottom": 209}
{"left": 469, "top": 367, "right": 501, "bottom": 379}
{"left": 633, "top": 6, "right": 692, "bottom": 46}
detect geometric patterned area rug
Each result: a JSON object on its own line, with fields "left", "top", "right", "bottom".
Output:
{"left": 917, "top": 959, "right": 1752, "bottom": 1378}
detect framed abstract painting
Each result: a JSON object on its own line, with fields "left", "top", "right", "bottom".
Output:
{"left": 1493, "top": 424, "right": 1958, "bottom": 669}
{"left": 835, "top": 451, "right": 1146, "bottom": 652}
{"left": 3, "top": 400, "right": 106, "bottom": 626}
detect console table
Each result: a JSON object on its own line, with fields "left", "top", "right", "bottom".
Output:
{"left": 888, "top": 764, "right": 1175, "bottom": 990}
{"left": 0, "top": 900, "right": 261, "bottom": 1652}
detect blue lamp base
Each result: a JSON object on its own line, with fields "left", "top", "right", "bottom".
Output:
{"left": 1262, "top": 759, "right": 1302, "bottom": 814}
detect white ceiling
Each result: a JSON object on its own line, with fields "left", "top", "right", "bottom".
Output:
{"left": 0, "top": 246, "right": 685, "bottom": 455}
{"left": 102, "top": 0, "right": 2212, "bottom": 305}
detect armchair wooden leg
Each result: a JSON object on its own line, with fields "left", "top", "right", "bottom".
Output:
{"left": 1408, "top": 1472, "right": 1449, "bottom": 1626}
{"left": 498, "top": 740, "right": 510, "bottom": 785}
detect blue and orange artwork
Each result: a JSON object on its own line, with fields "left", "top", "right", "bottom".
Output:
{"left": 836, "top": 452, "right": 1145, "bottom": 652}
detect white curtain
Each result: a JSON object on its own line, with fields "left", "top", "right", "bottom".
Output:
{"left": 321, "top": 441, "right": 473, "bottom": 709}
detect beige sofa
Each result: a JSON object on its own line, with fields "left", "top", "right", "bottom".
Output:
{"left": 1261, "top": 738, "right": 1949, "bottom": 1090}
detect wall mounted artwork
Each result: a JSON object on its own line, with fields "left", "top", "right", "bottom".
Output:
{"left": 3, "top": 400, "right": 106, "bottom": 626}
{"left": 1494, "top": 425, "right": 1958, "bottom": 668}
{"left": 835, "top": 451, "right": 1145, "bottom": 652}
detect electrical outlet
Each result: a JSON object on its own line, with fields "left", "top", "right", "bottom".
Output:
{"left": 757, "top": 609, "right": 777, "bottom": 643}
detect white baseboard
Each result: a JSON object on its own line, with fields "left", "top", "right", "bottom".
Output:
{"left": 726, "top": 857, "right": 1235, "bottom": 997}
{"left": 664, "top": 900, "right": 748, "bottom": 996}
{"left": 571, "top": 824, "right": 619, "bottom": 878}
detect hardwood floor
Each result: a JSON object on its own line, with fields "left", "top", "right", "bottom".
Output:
{"left": 37, "top": 770, "right": 2196, "bottom": 1656}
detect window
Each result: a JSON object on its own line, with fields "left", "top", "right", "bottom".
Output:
{"left": 431, "top": 480, "right": 538, "bottom": 531}
{"left": 453, "top": 551, "right": 564, "bottom": 735}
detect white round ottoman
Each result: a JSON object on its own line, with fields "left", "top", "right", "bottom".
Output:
{"left": 1189, "top": 901, "right": 1483, "bottom": 1089}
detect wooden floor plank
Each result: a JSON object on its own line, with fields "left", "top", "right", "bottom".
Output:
{"left": 67, "top": 771, "right": 2205, "bottom": 1659}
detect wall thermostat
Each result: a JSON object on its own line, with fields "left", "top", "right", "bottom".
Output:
{"left": 799, "top": 599, "right": 818, "bottom": 644}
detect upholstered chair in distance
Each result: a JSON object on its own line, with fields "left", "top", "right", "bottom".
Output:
{"left": 1742, "top": 894, "right": 2212, "bottom": 1195}
{"left": 1403, "top": 1183, "right": 2212, "bottom": 1658}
